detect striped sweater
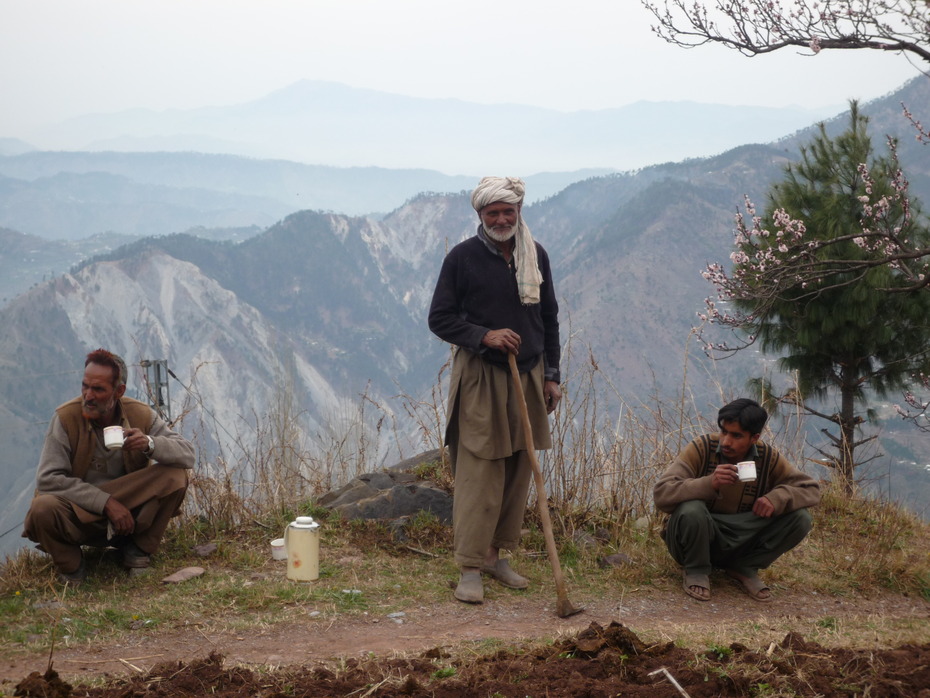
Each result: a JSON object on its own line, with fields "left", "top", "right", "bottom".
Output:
{"left": 654, "top": 434, "right": 821, "bottom": 516}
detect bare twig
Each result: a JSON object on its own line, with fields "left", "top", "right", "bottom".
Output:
{"left": 404, "top": 545, "right": 439, "bottom": 558}
{"left": 62, "top": 655, "right": 164, "bottom": 664}
{"left": 648, "top": 667, "right": 692, "bottom": 697}
{"left": 118, "top": 658, "right": 145, "bottom": 673}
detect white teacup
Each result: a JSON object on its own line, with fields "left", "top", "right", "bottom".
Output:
{"left": 737, "top": 460, "right": 757, "bottom": 482}
{"left": 103, "top": 425, "right": 125, "bottom": 450}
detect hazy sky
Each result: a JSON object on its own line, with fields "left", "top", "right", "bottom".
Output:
{"left": 1, "top": 0, "right": 924, "bottom": 136}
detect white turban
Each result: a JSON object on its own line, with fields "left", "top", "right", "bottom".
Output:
{"left": 471, "top": 176, "right": 543, "bottom": 305}
{"left": 471, "top": 176, "right": 526, "bottom": 212}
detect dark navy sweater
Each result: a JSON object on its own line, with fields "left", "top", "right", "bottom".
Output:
{"left": 428, "top": 228, "right": 560, "bottom": 382}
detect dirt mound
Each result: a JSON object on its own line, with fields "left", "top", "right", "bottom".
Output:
{"left": 12, "top": 668, "right": 73, "bottom": 698}
{"left": 13, "top": 623, "right": 930, "bottom": 697}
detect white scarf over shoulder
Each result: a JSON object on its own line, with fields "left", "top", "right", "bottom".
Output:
{"left": 470, "top": 176, "right": 543, "bottom": 305}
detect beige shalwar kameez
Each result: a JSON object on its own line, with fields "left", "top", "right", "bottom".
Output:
{"left": 446, "top": 348, "right": 551, "bottom": 567}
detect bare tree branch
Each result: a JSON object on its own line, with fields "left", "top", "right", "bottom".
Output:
{"left": 643, "top": 1, "right": 930, "bottom": 64}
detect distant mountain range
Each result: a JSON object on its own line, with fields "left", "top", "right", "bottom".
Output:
{"left": 1, "top": 78, "right": 928, "bottom": 558}
{"left": 0, "top": 150, "right": 612, "bottom": 236}
{"left": 14, "top": 80, "right": 847, "bottom": 175}
{"left": 0, "top": 79, "right": 905, "bottom": 240}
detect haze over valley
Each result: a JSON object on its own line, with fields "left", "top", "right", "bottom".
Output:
{"left": 1, "top": 78, "right": 929, "bottom": 556}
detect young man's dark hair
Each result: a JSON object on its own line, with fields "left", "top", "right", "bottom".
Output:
{"left": 717, "top": 398, "right": 768, "bottom": 436}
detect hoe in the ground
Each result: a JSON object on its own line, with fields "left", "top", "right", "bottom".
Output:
{"left": 508, "top": 354, "right": 584, "bottom": 619}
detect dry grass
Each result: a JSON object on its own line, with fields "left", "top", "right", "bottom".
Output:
{"left": 2, "top": 345, "right": 929, "bottom": 665}
{"left": 648, "top": 612, "right": 930, "bottom": 654}
{"left": 4, "top": 480, "right": 927, "bottom": 660}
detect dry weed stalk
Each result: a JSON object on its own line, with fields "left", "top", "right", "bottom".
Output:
{"left": 544, "top": 334, "right": 717, "bottom": 524}
{"left": 814, "top": 481, "right": 927, "bottom": 592}
{"left": 164, "top": 330, "right": 867, "bottom": 548}
{"left": 395, "top": 359, "right": 451, "bottom": 462}
{"left": 173, "top": 368, "right": 401, "bottom": 533}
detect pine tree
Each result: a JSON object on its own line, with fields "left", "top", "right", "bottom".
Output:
{"left": 731, "top": 104, "right": 930, "bottom": 490}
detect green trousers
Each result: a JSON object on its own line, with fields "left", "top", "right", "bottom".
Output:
{"left": 663, "top": 500, "right": 813, "bottom": 577}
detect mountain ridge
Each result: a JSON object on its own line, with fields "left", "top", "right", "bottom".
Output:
{"left": 22, "top": 79, "right": 845, "bottom": 174}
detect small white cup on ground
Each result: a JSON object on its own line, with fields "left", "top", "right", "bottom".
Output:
{"left": 103, "top": 425, "right": 125, "bottom": 450}
{"left": 271, "top": 538, "right": 287, "bottom": 560}
{"left": 737, "top": 460, "right": 757, "bottom": 482}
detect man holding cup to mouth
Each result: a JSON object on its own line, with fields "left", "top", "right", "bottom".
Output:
{"left": 654, "top": 398, "right": 820, "bottom": 602}
{"left": 23, "top": 348, "right": 195, "bottom": 585}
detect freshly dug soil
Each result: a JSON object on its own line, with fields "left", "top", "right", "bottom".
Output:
{"left": 12, "top": 622, "right": 930, "bottom": 697}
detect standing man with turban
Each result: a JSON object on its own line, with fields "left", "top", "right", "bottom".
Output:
{"left": 429, "top": 176, "right": 561, "bottom": 603}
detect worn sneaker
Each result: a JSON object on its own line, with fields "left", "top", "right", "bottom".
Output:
{"left": 481, "top": 559, "right": 529, "bottom": 589}
{"left": 121, "top": 541, "right": 152, "bottom": 569}
{"left": 453, "top": 570, "right": 484, "bottom": 604}
{"left": 58, "top": 558, "right": 87, "bottom": 586}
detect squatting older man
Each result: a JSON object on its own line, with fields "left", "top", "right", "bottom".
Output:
{"left": 23, "top": 348, "right": 195, "bottom": 585}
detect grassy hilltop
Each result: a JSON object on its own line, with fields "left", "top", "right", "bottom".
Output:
{"left": 2, "top": 384, "right": 929, "bottom": 696}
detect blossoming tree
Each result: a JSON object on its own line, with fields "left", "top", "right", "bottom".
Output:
{"left": 700, "top": 105, "right": 930, "bottom": 490}
{"left": 642, "top": 1, "right": 930, "bottom": 65}
{"left": 643, "top": 0, "right": 930, "bottom": 433}
{"left": 642, "top": 1, "right": 930, "bottom": 143}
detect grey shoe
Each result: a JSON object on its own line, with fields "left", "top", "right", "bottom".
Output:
{"left": 453, "top": 570, "right": 484, "bottom": 604}
{"left": 58, "top": 557, "right": 87, "bottom": 586}
{"left": 481, "top": 559, "right": 529, "bottom": 589}
{"left": 122, "top": 541, "right": 152, "bottom": 569}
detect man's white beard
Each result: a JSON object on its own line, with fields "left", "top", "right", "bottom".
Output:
{"left": 484, "top": 223, "right": 517, "bottom": 243}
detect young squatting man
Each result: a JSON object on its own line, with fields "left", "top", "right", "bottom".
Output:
{"left": 654, "top": 398, "right": 820, "bottom": 602}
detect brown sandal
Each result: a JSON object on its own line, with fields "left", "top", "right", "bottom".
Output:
{"left": 682, "top": 571, "right": 710, "bottom": 601}
{"left": 726, "top": 570, "right": 772, "bottom": 602}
